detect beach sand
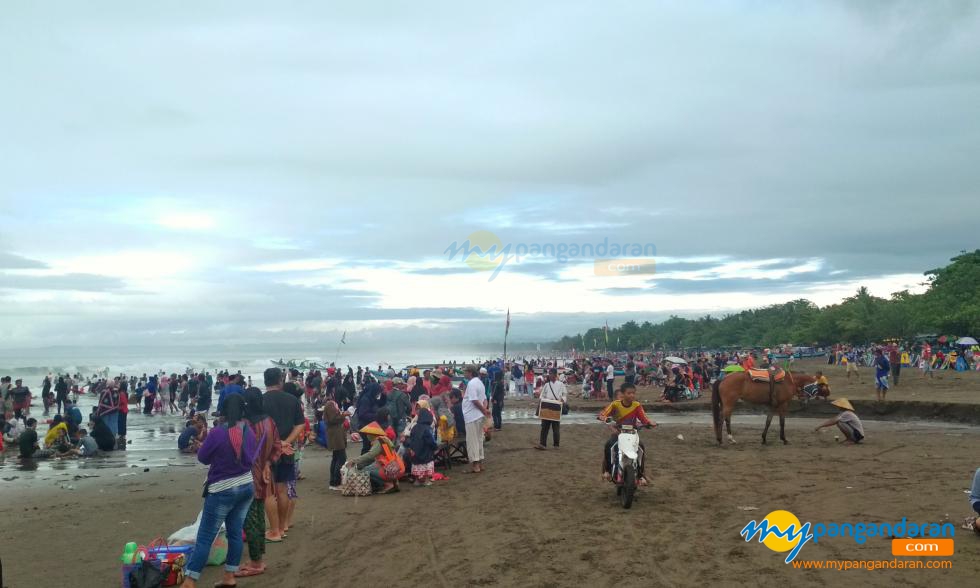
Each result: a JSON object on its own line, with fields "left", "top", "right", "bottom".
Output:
{"left": 2, "top": 416, "right": 978, "bottom": 587}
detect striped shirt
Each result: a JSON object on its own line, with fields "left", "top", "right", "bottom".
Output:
{"left": 207, "top": 471, "right": 253, "bottom": 494}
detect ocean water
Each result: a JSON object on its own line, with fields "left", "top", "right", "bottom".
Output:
{"left": 0, "top": 343, "right": 526, "bottom": 383}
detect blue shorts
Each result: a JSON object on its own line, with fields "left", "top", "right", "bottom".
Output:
{"left": 273, "top": 456, "right": 296, "bottom": 483}
{"left": 875, "top": 375, "right": 889, "bottom": 389}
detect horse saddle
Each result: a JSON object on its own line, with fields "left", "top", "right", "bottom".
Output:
{"left": 747, "top": 367, "right": 785, "bottom": 383}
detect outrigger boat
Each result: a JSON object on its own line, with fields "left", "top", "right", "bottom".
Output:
{"left": 271, "top": 359, "right": 331, "bottom": 371}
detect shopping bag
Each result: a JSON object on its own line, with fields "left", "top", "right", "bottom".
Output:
{"left": 341, "top": 464, "right": 371, "bottom": 496}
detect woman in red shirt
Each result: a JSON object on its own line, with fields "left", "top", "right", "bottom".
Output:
{"left": 117, "top": 382, "right": 130, "bottom": 448}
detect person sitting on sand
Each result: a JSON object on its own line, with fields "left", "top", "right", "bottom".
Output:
{"left": 178, "top": 420, "right": 201, "bottom": 454}
{"left": 18, "top": 418, "right": 40, "bottom": 458}
{"left": 346, "top": 421, "right": 400, "bottom": 494}
{"left": 43, "top": 415, "right": 70, "bottom": 449}
{"left": 77, "top": 428, "right": 100, "bottom": 457}
{"left": 965, "top": 468, "right": 980, "bottom": 535}
{"left": 813, "top": 399, "right": 865, "bottom": 444}
{"left": 4, "top": 416, "right": 26, "bottom": 446}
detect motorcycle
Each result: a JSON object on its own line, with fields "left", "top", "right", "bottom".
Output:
{"left": 606, "top": 419, "right": 654, "bottom": 509}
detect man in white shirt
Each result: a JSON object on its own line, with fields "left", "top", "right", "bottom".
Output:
{"left": 462, "top": 365, "right": 490, "bottom": 473}
{"left": 605, "top": 362, "right": 615, "bottom": 400}
{"left": 535, "top": 368, "right": 567, "bottom": 450}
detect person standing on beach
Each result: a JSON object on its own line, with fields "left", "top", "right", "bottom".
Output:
{"left": 889, "top": 345, "right": 901, "bottom": 387}
{"left": 117, "top": 381, "right": 129, "bottom": 449}
{"left": 921, "top": 343, "right": 933, "bottom": 378}
{"left": 54, "top": 376, "right": 69, "bottom": 415}
{"left": 196, "top": 373, "right": 212, "bottom": 415}
{"left": 97, "top": 381, "right": 119, "bottom": 437}
{"left": 11, "top": 379, "right": 31, "bottom": 419}
{"left": 324, "top": 399, "right": 348, "bottom": 490}
{"left": 385, "top": 380, "right": 410, "bottom": 440}
{"left": 261, "top": 367, "right": 304, "bottom": 543}
{"left": 462, "top": 365, "right": 490, "bottom": 473}
{"left": 873, "top": 349, "right": 890, "bottom": 402}
{"left": 169, "top": 374, "right": 179, "bottom": 413}
{"left": 237, "top": 386, "right": 280, "bottom": 578}
{"left": 535, "top": 368, "right": 567, "bottom": 450}
{"left": 491, "top": 371, "right": 505, "bottom": 431}
{"left": 180, "top": 395, "right": 257, "bottom": 588}
{"left": 605, "top": 361, "right": 615, "bottom": 400}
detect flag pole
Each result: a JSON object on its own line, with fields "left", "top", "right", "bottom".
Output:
{"left": 503, "top": 308, "right": 510, "bottom": 362}
{"left": 334, "top": 330, "right": 347, "bottom": 364}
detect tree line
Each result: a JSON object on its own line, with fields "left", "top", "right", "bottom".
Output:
{"left": 553, "top": 250, "right": 980, "bottom": 351}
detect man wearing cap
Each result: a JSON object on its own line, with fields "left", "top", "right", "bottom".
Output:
{"left": 814, "top": 398, "right": 865, "bottom": 444}
{"left": 462, "top": 365, "right": 490, "bottom": 473}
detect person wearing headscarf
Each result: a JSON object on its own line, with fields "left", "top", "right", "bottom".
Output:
{"left": 409, "top": 408, "right": 438, "bottom": 485}
{"left": 385, "top": 379, "right": 411, "bottom": 440}
{"left": 431, "top": 374, "right": 452, "bottom": 397}
{"left": 182, "top": 394, "right": 258, "bottom": 588}
{"left": 238, "top": 387, "right": 281, "bottom": 576}
{"left": 341, "top": 372, "right": 356, "bottom": 409}
{"left": 324, "top": 399, "right": 348, "bottom": 489}
{"left": 355, "top": 380, "right": 385, "bottom": 454}
{"left": 409, "top": 376, "right": 426, "bottom": 404}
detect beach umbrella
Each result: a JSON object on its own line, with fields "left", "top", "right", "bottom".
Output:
{"left": 665, "top": 356, "right": 687, "bottom": 364}
{"left": 957, "top": 336, "right": 978, "bottom": 345}
{"left": 722, "top": 365, "right": 745, "bottom": 373}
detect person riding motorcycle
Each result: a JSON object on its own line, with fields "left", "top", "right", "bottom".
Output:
{"left": 598, "top": 383, "right": 656, "bottom": 485}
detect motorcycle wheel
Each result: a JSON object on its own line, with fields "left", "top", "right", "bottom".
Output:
{"left": 620, "top": 461, "right": 636, "bottom": 509}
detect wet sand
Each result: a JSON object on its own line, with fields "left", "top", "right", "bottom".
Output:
{"left": 2, "top": 417, "right": 979, "bottom": 587}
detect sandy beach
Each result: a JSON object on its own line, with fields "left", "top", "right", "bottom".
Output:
{"left": 2, "top": 405, "right": 979, "bottom": 587}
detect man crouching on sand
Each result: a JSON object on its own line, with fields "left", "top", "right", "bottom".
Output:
{"left": 813, "top": 398, "right": 865, "bottom": 444}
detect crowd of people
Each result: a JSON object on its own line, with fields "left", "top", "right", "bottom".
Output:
{"left": 170, "top": 362, "right": 510, "bottom": 586}
{"left": 5, "top": 346, "right": 979, "bottom": 585}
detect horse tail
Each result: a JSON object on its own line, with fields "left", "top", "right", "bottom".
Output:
{"left": 712, "top": 378, "right": 722, "bottom": 445}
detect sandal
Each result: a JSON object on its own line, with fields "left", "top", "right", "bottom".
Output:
{"left": 233, "top": 567, "right": 264, "bottom": 578}
{"left": 962, "top": 517, "right": 980, "bottom": 535}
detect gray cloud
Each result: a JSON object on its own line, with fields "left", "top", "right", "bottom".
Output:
{"left": 0, "top": 272, "right": 127, "bottom": 292}
{"left": 0, "top": 252, "right": 48, "bottom": 269}
{"left": 0, "top": 2, "right": 978, "bottom": 349}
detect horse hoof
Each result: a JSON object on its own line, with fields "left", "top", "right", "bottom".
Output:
{"left": 727, "top": 435, "right": 737, "bottom": 445}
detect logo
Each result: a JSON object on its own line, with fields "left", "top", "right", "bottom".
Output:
{"left": 741, "top": 510, "right": 813, "bottom": 564}
{"left": 444, "top": 231, "right": 657, "bottom": 281}
{"left": 740, "top": 511, "right": 955, "bottom": 564}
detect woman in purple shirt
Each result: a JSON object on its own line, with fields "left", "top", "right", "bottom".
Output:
{"left": 181, "top": 394, "right": 259, "bottom": 588}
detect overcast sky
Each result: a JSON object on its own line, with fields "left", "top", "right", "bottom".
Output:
{"left": 1, "top": 1, "right": 979, "bottom": 350}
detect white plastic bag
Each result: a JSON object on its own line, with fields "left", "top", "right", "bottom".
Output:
{"left": 168, "top": 509, "right": 225, "bottom": 544}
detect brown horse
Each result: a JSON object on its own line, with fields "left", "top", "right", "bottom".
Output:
{"left": 711, "top": 370, "right": 798, "bottom": 445}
